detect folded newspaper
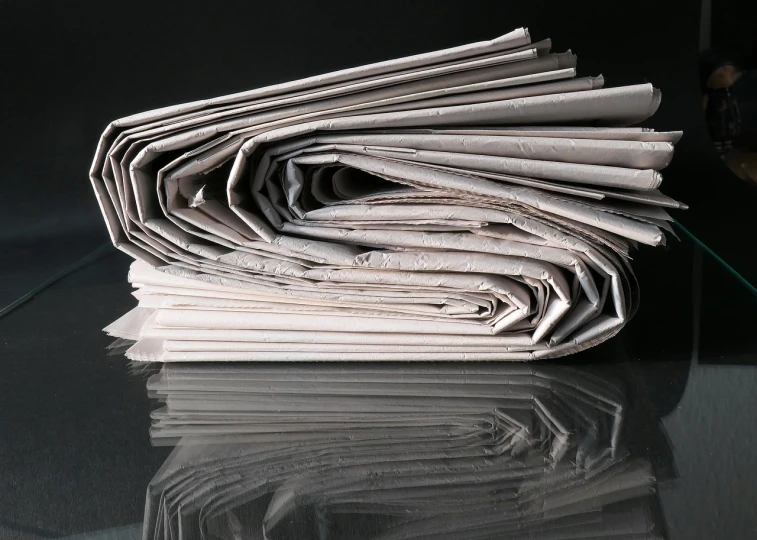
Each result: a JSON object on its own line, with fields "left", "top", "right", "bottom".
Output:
{"left": 142, "top": 364, "right": 667, "bottom": 539}
{"left": 92, "top": 28, "right": 685, "bottom": 361}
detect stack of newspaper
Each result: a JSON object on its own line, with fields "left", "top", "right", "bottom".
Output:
{"left": 93, "top": 27, "right": 684, "bottom": 361}
{"left": 141, "top": 364, "right": 666, "bottom": 539}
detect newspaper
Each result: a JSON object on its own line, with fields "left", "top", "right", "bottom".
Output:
{"left": 91, "top": 27, "right": 685, "bottom": 360}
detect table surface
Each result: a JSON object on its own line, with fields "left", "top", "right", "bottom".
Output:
{"left": 1, "top": 228, "right": 756, "bottom": 540}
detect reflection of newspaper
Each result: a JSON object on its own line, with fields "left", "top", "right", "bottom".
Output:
{"left": 142, "top": 364, "right": 666, "bottom": 539}
{"left": 91, "top": 28, "right": 685, "bottom": 360}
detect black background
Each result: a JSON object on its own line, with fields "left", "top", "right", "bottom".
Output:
{"left": 1, "top": 0, "right": 757, "bottom": 537}
{"left": 2, "top": 0, "right": 756, "bottom": 297}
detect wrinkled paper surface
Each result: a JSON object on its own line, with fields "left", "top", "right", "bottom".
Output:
{"left": 91, "top": 28, "right": 685, "bottom": 360}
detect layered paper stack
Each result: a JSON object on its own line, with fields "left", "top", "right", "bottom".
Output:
{"left": 142, "top": 364, "right": 668, "bottom": 539}
{"left": 92, "top": 28, "right": 685, "bottom": 361}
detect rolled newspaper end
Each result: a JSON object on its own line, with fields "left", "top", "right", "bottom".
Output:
{"left": 91, "top": 28, "right": 685, "bottom": 361}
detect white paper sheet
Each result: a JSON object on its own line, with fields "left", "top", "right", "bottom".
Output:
{"left": 90, "top": 28, "right": 684, "bottom": 361}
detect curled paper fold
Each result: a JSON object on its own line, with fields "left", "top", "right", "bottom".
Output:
{"left": 92, "top": 28, "right": 684, "bottom": 360}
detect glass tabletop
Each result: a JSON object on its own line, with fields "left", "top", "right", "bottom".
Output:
{"left": 1, "top": 229, "right": 756, "bottom": 540}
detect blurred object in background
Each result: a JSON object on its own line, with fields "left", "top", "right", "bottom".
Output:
{"left": 700, "top": 1, "right": 757, "bottom": 184}
{"left": 700, "top": 50, "right": 742, "bottom": 151}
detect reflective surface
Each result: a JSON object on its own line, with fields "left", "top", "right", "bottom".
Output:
{"left": 144, "top": 363, "right": 668, "bottom": 540}
{"left": 4, "top": 0, "right": 757, "bottom": 537}
{"left": 1, "top": 232, "right": 756, "bottom": 539}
